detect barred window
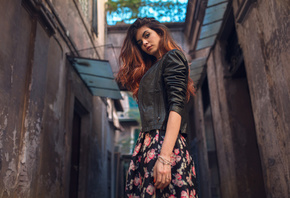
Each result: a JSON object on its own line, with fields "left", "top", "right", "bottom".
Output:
{"left": 78, "top": 0, "right": 89, "bottom": 19}
{"left": 92, "top": 0, "right": 98, "bottom": 36}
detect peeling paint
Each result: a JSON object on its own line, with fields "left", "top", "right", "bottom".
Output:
{"left": 0, "top": 110, "right": 8, "bottom": 149}
{"left": 12, "top": 127, "right": 17, "bottom": 154}
{"left": 49, "top": 101, "right": 61, "bottom": 120}
{"left": 3, "top": 158, "right": 17, "bottom": 195}
{"left": 5, "top": 152, "right": 9, "bottom": 161}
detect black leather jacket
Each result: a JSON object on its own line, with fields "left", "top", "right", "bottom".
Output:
{"left": 137, "top": 49, "right": 189, "bottom": 134}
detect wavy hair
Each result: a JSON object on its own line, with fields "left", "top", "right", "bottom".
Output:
{"left": 116, "top": 17, "right": 195, "bottom": 100}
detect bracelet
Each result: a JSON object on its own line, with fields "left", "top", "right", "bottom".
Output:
{"left": 158, "top": 157, "right": 171, "bottom": 165}
{"left": 158, "top": 155, "right": 172, "bottom": 165}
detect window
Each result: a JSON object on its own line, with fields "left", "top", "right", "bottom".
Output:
{"left": 78, "top": 0, "right": 89, "bottom": 19}
{"left": 78, "top": 0, "right": 98, "bottom": 36}
{"left": 92, "top": 0, "right": 98, "bottom": 36}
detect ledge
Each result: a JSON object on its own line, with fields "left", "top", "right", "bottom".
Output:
{"left": 22, "top": 0, "right": 56, "bottom": 36}
{"left": 235, "top": 0, "right": 256, "bottom": 23}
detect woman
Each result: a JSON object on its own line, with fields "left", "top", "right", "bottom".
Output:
{"left": 117, "top": 17, "right": 198, "bottom": 198}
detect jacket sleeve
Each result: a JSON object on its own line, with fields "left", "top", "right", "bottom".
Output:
{"left": 162, "top": 49, "right": 188, "bottom": 116}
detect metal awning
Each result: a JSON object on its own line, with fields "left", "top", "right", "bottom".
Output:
{"left": 68, "top": 56, "right": 122, "bottom": 99}
{"left": 190, "top": 0, "right": 229, "bottom": 89}
{"left": 190, "top": 57, "right": 207, "bottom": 89}
{"left": 196, "top": 0, "right": 228, "bottom": 50}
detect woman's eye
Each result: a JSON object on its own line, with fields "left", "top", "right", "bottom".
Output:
{"left": 145, "top": 33, "right": 150, "bottom": 38}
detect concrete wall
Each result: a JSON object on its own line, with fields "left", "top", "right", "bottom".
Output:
{"left": 185, "top": 0, "right": 289, "bottom": 197}
{"left": 0, "top": 0, "right": 116, "bottom": 197}
{"left": 232, "top": 1, "right": 290, "bottom": 197}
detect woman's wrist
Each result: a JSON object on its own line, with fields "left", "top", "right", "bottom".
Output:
{"left": 157, "top": 155, "right": 172, "bottom": 165}
{"left": 159, "top": 151, "right": 171, "bottom": 159}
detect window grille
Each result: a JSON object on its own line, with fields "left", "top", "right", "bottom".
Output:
{"left": 78, "top": 0, "right": 89, "bottom": 19}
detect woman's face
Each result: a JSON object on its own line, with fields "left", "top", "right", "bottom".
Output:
{"left": 136, "top": 26, "right": 161, "bottom": 59}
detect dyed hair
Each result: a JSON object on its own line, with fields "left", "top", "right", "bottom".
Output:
{"left": 116, "top": 17, "right": 195, "bottom": 100}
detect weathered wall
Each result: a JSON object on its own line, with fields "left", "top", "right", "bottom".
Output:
{"left": 0, "top": 0, "right": 116, "bottom": 197}
{"left": 193, "top": 92, "right": 211, "bottom": 198}
{"left": 184, "top": 0, "right": 289, "bottom": 197}
{"left": 232, "top": 0, "right": 290, "bottom": 197}
{"left": 206, "top": 40, "right": 266, "bottom": 198}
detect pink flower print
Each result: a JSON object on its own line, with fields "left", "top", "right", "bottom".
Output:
{"left": 128, "top": 194, "right": 133, "bottom": 198}
{"left": 138, "top": 156, "right": 142, "bottom": 162}
{"left": 174, "top": 148, "right": 180, "bottom": 155}
{"left": 155, "top": 131, "right": 159, "bottom": 141}
{"left": 186, "top": 176, "right": 193, "bottom": 186}
{"left": 175, "top": 155, "right": 181, "bottom": 162}
{"left": 172, "top": 179, "right": 177, "bottom": 185}
{"left": 138, "top": 131, "right": 142, "bottom": 138}
{"left": 175, "top": 173, "right": 182, "bottom": 180}
{"left": 144, "top": 167, "right": 149, "bottom": 178}
{"left": 146, "top": 184, "right": 154, "bottom": 195}
{"left": 134, "top": 176, "right": 142, "bottom": 186}
{"left": 190, "top": 189, "right": 196, "bottom": 198}
{"left": 168, "top": 195, "right": 176, "bottom": 198}
{"left": 186, "top": 150, "right": 191, "bottom": 164}
{"left": 129, "top": 160, "right": 135, "bottom": 171}
{"left": 144, "top": 134, "right": 151, "bottom": 146}
{"left": 192, "top": 166, "right": 196, "bottom": 176}
{"left": 181, "top": 190, "right": 189, "bottom": 198}
{"left": 144, "top": 171, "right": 149, "bottom": 178}
{"left": 170, "top": 155, "right": 176, "bottom": 166}
{"left": 133, "top": 143, "right": 141, "bottom": 156}
{"left": 145, "top": 149, "right": 155, "bottom": 163}
{"left": 177, "top": 180, "right": 184, "bottom": 187}
{"left": 181, "top": 137, "right": 186, "bottom": 146}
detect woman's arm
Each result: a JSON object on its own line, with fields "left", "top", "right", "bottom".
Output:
{"left": 154, "top": 49, "right": 189, "bottom": 189}
{"left": 160, "top": 111, "right": 181, "bottom": 157}
{"left": 154, "top": 111, "right": 181, "bottom": 189}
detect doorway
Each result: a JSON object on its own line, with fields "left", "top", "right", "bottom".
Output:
{"left": 223, "top": 21, "right": 266, "bottom": 197}
{"left": 202, "top": 76, "right": 221, "bottom": 198}
{"left": 69, "top": 98, "right": 88, "bottom": 198}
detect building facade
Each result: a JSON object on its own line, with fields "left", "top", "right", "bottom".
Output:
{"left": 0, "top": 0, "right": 121, "bottom": 197}
{"left": 185, "top": 0, "right": 289, "bottom": 197}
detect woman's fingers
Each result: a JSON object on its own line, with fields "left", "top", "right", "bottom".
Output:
{"left": 155, "top": 163, "right": 172, "bottom": 189}
{"left": 156, "top": 173, "right": 171, "bottom": 189}
{"left": 154, "top": 161, "right": 163, "bottom": 188}
{"left": 157, "top": 174, "right": 166, "bottom": 189}
{"left": 155, "top": 170, "right": 162, "bottom": 188}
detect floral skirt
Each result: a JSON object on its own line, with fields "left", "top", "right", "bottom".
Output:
{"left": 125, "top": 129, "right": 198, "bottom": 198}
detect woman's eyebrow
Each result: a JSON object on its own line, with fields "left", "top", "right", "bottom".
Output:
{"left": 142, "top": 30, "right": 148, "bottom": 37}
{"left": 137, "top": 30, "right": 149, "bottom": 42}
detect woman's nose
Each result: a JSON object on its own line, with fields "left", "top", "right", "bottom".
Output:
{"left": 143, "top": 40, "right": 148, "bottom": 47}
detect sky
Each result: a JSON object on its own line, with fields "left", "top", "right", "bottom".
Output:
{"left": 106, "top": 0, "right": 188, "bottom": 25}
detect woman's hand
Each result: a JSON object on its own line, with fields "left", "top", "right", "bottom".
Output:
{"left": 153, "top": 157, "right": 172, "bottom": 189}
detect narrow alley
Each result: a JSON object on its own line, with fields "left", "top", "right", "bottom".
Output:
{"left": 0, "top": 0, "right": 289, "bottom": 198}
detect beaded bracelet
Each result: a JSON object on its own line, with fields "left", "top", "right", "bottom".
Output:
{"left": 158, "top": 155, "right": 172, "bottom": 165}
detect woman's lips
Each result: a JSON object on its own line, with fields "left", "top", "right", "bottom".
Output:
{"left": 147, "top": 46, "right": 152, "bottom": 51}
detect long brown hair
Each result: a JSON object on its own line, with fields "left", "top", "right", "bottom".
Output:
{"left": 116, "top": 17, "right": 195, "bottom": 100}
